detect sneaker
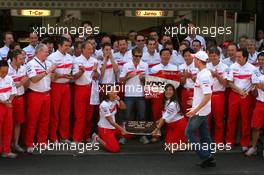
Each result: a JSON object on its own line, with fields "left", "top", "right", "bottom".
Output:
{"left": 197, "top": 156, "right": 216, "bottom": 168}
{"left": 1, "top": 152, "right": 17, "bottom": 159}
{"left": 139, "top": 136, "right": 150, "bottom": 144}
{"left": 13, "top": 144, "right": 25, "bottom": 153}
{"left": 61, "top": 139, "right": 71, "bottom": 144}
{"left": 245, "top": 147, "right": 257, "bottom": 156}
{"left": 242, "top": 146, "right": 249, "bottom": 153}
{"left": 92, "top": 133, "right": 99, "bottom": 145}
{"left": 27, "top": 147, "right": 35, "bottom": 154}
{"left": 119, "top": 137, "right": 127, "bottom": 145}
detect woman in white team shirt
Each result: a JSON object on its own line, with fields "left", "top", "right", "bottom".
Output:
{"left": 152, "top": 84, "right": 187, "bottom": 150}
{"left": 92, "top": 85, "right": 129, "bottom": 153}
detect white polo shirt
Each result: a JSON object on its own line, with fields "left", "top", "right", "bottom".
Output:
{"left": 8, "top": 64, "right": 27, "bottom": 96}
{"left": 23, "top": 44, "right": 36, "bottom": 61}
{"left": 162, "top": 100, "right": 184, "bottom": 123}
{"left": 100, "top": 57, "right": 117, "bottom": 84}
{"left": 120, "top": 60, "right": 148, "bottom": 97}
{"left": 98, "top": 100, "right": 119, "bottom": 129}
{"left": 178, "top": 62, "right": 198, "bottom": 89}
{"left": 141, "top": 51, "right": 160, "bottom": 72}
{"left": 113, "top": 51, "right": 132, "bottom": 65}
{"left": 248, "top": 51, "right": 258, "bottom": 66}
{"left": 169, "top": 50, "right": 185, "bottom": 67}
{"left": 0, "top": 75, "right": 17, "bottom": 102}
{"left": 0, "top": 45, "right": 9, "bottom": 61}
{"left": 72, "top": 54, "right": 100, "bottom": 86}
{"left": 185, "top": 35, "right": 206, "bottom": 50}
{"left": 227, "top": 62, "right": 256, "bottom": 92}
{"left": 47, "top": 50, "right": 73, "bottom": 84}
{"left": 252, "top": 68, "right": 264, "bottom": 102}
{"left": 207, "top": 61, "right": 228, "bottom": 92}
{"left": 192, "top": 68, "right": 213, "bottom": 116}
{"left": 150, "top": 63, "right": 178, "bottom": 74}
{"left": 26, "top": 57, "right": 52, "bottom": 92}
{"left": 222, "top": 57, "right": 236, "bottom": 67}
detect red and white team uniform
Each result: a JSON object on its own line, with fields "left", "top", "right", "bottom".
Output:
{"left": 23, "top": 44, "right": 36, "bottom": 62}
{"left": 120, "top": 60, "right": 148, "bottom": 97}
{"left": 226, "top": 62, "right": 256, "bottom": 147}
{"left": 47, "top": 50, "right": 73, "bottom": 142}
{"left": 178, "top": 61, "right": 198, "bottom": 114}
{"left": 98, "top": 100, "right": 120, "bottom": 153}
{"left": 222, "top": 57, "right": 236, "bottom": 67}
{"left": 100, "top": 57, "right": 118, "bottom": 85}
{"left": 25, "top": 57, "right": 52, "bottom": 148}
{"left": 0, "top": 75, "right": 16, "bottom": 154}
{"left": 72, "top": 54, "right": 100, "bottom": 142}
{"left": 185, "top": 35, "right": 206, "bottom": 50}
{"left": 248, "top": 51, "right": 259, "bottom": 66}
{"left": 162, "top": 100, "right": 187, "bottom": 144}
{"left": 207, "top": 61, "right": 228, "bottom": 144}
{"left": 8, "top": 64, "right": 27, "bottom": 125}
{"left": 169, "top": 50, "right": 185, "bottom": 67}
{"left": 0, "top": 45, "right": 9, "bottom": 61}
{"left": 141, "top": 51, "right": 161, "bottom": 72}
{"left": 150, "top": 63, "right": 178, "bottom": 121}
{"left": 251, "top": 68, "right": 264, "bottom": 129}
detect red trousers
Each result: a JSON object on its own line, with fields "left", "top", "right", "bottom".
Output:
{"left": 0, "top": 104, "right": 13, "bottom": 154}
{"left": 226, "top": 91, "right": 254, "bottom": 147}
{"left": 98, "top": 127, "right": 120, "bottom": 153}
{"left": 151, "top": 93, "right": 163, "bottom": 121}
{"left": 25, "top": 91, "right": 50, "bottom": 148}
{"left": 181, "top": 88, "right": 193, "bottom": 115}
{"left": 165, "top": 118, "right": 187, "bottom": 144}
{"left": 12, "top": 96, "right": 25, "bottom": 124}
{"left": 208, "top": 92, "right": 225, "bottom": 144}
{"left": 49, "top": 83, "right": 71, "bottom": 142}
{"left": 73, "top": 85, "right": 94, "bottom": 142}
{"left": 251, "top": 101, "right": 264, "bottom": 129}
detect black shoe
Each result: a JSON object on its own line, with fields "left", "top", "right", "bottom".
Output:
{"left": 197, "top": 156, "right": 216, "bottom": 168}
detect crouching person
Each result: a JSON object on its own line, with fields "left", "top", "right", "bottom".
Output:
{"left": 92, "top": 85, "right": 129, "bottom": 153}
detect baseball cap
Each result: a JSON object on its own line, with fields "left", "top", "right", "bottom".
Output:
{"left": 191, "top": 51, "right": 208, "bottom": 62}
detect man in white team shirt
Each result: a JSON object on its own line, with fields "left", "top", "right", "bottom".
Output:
{"left": 23, "top": 32, "right": 39, "bottom": 62}
{"left": 164, "top": 41, "right": 185, "bottom": 67}
{"left": 179, "top": 48, "right": 198, "bottom": 114}
{"left": 119, "top": 47, "right": 149, "bottom": 144}
{"left": 141, "top": 38, "right": 161, "bottom": 72}
{"left": 185, "top": 23, "right": 206, "bottom": 50}
{"left": 47, "top": 37, "right": 73, "bottom": 144}
{"left": 150, "top": 48, "right": 178, "bottom": 123}
{"left": 247, "top": 39, "right": 259, "bottom": 66}
{"left": 0, "top": 60, "right": 17, "bottom": 158}
{"left": 0, "top": 32, "right": 14, "bottom": 61}
{"left": 25, "top": 44, "right": 56, "bottom": 153}
{"left": 226, "top": 48, "right": 257, "bottom": 152}
{"left": 100, "top": 43, "right": 119, "bottom": 86}
{"left": 185, "top": 51, "right": 215, "bottom": 168}
{"left": 246, "top": 52, "right": 264, "bottom": 157}
{"left": 207, "top": 47, "right": 228, "bottom": 144}
{"left": 223, "top": 44, "right": 237, "bottom": 67}
{"left": 8, "top": 50, "right": 28, "bottom": 153}
{"left": 72, "top": 41, "right": 100, "bottom": 143}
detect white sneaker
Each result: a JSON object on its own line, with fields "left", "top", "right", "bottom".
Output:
{"left": 13, "top": 144, "right": 25, "bottom": 153}
{"left": 61, "top": 139, "right": 71, "bottom": 144}
{"left": 242, "top": 146, "right": 249, "bottom": 152}
{"left": 27, "top": 147, "right": 35, "bottom": 154}
{"left": 1, "top": 152, "right": 17, "bottom": 158}
{"left": 245, "top": 147, "right": 257, "bottom": 156}
{"left": 92, "top": 133, "right": 99, "bottom": 145}
{"left": 140, "top": 136, "right": 150, "bottom": 144}
{"left": 119, "top": 137, "right": 127, "bottom": 145}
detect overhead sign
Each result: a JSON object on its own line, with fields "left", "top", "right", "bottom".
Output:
{"left": 125, "top": 10, "right": 174, "bottom": 17}
{"left": 11, "top": 9, "right": 61, "bottom": 17}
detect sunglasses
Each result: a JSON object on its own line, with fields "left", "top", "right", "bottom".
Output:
{"left": 133, "top": 55, "right": 142, "bottom": 58}
{"left": 137, "top": 40, "right": 145, "bottom": 42}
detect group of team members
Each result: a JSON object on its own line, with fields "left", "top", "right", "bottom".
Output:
{"left": 0, "top": 29, "right": 263, "bottom": 162}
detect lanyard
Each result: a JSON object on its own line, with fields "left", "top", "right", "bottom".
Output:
{"left": 34, "top": 58, "right": 47, "bottom": 70}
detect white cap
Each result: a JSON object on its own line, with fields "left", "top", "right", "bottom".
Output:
{"left": 191, "top": 51, "right": 208, "bottom": 62}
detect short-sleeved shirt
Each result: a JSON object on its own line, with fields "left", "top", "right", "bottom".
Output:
{"left": 0, "top": 75, "right": 17, "bottom": 102}
{"left": 178, "top": 62, "right": 198, "bottom": 89}
{"left": 98, "top": 100, "right": 119, "bottom": 129}
{"left": 8, "top": 64, "right": 27, "bottom": 96}
{"left": 252, "top": 68, "right": 264, "bottom": 102}
{"left": 162, "top": 100, "right": 184, "bottom": 123}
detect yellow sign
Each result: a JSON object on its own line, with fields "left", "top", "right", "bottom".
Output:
{"left": 135, "top": 10, "right": 166, "bottom": 17}
{"left": 21, "top": 9, "right": 51, "bottom": 17}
